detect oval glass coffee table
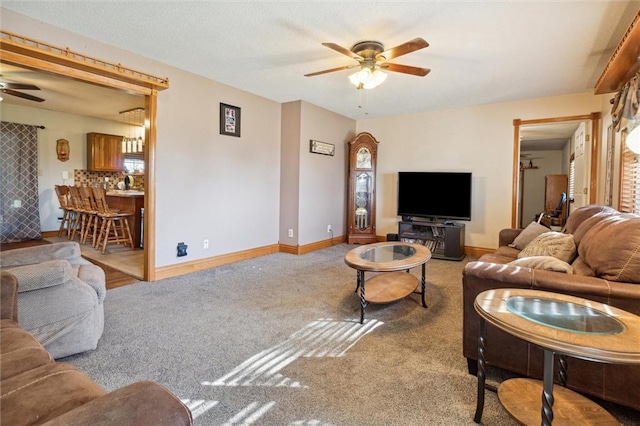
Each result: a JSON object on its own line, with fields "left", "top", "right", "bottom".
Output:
{"left": 473, "top": 288, "right": 640, "bottom": 426}
{"left": 344, "top": 242, "right": 431, "bottom": 323}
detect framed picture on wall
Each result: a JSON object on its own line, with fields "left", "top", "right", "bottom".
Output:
{"left": 220, "top": 103, "right": 241, "bottom": 137}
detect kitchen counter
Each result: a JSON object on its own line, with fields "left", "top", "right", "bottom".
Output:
{"left": 106, "top": 190, "right": 144, "bottom": 197}
{"left": 105, "top": 191, "right": 144, "bottom": 248}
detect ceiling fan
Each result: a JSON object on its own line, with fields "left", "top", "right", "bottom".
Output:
{"left": 304, "top": 37, "right": 430, "bottom": 89}
{"left": 0, "top": 80, "right": 45, "bottom": 102}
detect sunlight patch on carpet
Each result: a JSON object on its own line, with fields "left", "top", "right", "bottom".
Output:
{"left": 221, "top": 401, "right": 275, "bottom": 425}
{"left": 202, "top": 318, "right": 383, "bottom": 388}
{"left": 181, "top": 399, "right": 219, "bottom": 419}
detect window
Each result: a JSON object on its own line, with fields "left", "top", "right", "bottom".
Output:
{"left": 568, "top": 153, "right": 575, "bottom": 201}
{"left": 619, "top": 131, "right": 640, "bottom": 214}
{"left": 124, "top": 157, "right": 144, "bottom": 174}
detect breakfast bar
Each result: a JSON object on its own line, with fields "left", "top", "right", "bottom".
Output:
{"left": 106, "top": 190, "right": 144, "bottom": 248}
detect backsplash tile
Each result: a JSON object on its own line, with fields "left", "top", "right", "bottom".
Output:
{"left": 74, "top": 170, "right": 145, "bottom": 190}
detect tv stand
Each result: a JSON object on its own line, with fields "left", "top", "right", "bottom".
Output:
{"left": 398, "top": 221, "right": 465, "bottom": 260}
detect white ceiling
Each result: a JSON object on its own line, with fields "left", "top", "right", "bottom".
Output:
{"left": 1, "top": 1, "right": 638, "bottom": 125}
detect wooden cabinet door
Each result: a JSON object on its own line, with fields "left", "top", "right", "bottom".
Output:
{"left": 544, "top": 174, "right": 568, "bottom": 211}
{"left": 87, "top": 133, "right": 124, "bottom": 171}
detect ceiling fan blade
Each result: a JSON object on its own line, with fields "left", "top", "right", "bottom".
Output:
{"left": 377, "top": 38, "right": 429, "bottom": 61}
{"left": 381, "top": 63, "right": 431, "bottom": 77}
{"left": 322, "top": 43, "right": 363, "bottom": 60}
{"left": 2, "top": 88, "right": 45, "bottom": 102}
{"left": 304, "top": 64, "right": 358, "bottom": 77}
{"left": 0, "top": 82, "right": 40, "bottom": 90}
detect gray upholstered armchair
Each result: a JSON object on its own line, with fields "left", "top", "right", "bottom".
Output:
{"left": 0, "top": 242, "right": 106, "bottom": 358}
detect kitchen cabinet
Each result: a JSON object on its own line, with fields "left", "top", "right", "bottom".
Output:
{"left": 87, "top": 132, "right": 124, "bottom": 171}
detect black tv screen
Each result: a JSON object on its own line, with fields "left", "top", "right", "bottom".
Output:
{"left": 397, "top": 171, "right": 472, "bottom": 221}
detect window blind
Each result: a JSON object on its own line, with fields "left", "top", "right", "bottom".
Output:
{"left": 568, "top": 153, "right": 575, "bottom": 201}
{"left": 619, "top": 133, "right": 640, "bottom": 214}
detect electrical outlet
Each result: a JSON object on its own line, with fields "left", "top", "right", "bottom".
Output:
{"left": 327, "top": 225, "right": 332, "bottom": 233}
{"left": 203, "top": 239, "right": 209, "bottom": 249}
{"left": 177, "top": 242, "right": 188, "bottom": 257}
{"left": 288, "top": 229, "right": 293, "bottom": 238}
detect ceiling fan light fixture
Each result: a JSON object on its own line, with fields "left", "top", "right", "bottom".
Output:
{"left": 348, "top": 67, "right": 387, "bottom": 90}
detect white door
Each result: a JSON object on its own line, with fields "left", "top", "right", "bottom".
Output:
{"left": 571, "top": 122, "right": 589, "bottom": 213}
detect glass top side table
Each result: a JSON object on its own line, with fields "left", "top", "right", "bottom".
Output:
{"left": 473, "top": 288, "right": 640, "bottom": 426}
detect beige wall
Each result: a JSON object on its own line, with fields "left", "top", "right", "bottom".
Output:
{"left": 356, "top": 92, "right": 609, "bottom": 249}
{"left": 281, "top": 101, "right": 356, "bottom": 246}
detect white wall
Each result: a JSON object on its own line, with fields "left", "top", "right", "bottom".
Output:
{"left": 356, "top": 92, "right": 607, "bottom": 249}
{"left": 0, "top": 103, "right": 132, "bottom": 232}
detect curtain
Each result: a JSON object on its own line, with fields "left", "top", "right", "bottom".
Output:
{"left": 0, "top": 122, "right": 41, "bottom": 243}
{"left": 611, "top": 70, "right": 640, "bottom": 132}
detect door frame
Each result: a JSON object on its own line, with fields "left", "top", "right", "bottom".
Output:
{"left": 512, "top": 112, "right": 601, "bottom": 228}
{"left": 0, "top": 30, "right": 169, "bottom": 281}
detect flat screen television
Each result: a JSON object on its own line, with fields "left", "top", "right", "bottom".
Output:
{"left": 397, "top": 171, "right": 472, "bottom": 221}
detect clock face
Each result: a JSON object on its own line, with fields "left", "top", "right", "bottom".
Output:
{"left": 356, "top": 147, "right": 372, "bottom": 169}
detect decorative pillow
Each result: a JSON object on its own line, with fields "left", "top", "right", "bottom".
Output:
{"left": 508, "top": 256, "right": 573, "bottom": 274}
{"left": 509, "top": 221, "right": 549, "bottom": 250}
{"left": 517, "top": 231, "right": 577, "bottom": 263}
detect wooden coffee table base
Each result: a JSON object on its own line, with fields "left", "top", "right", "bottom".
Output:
{"left": 363, "top": 272, "right": 418, "bottom": 304}
{"left": 498, "top": 378, "right": 619, "bottom": 426}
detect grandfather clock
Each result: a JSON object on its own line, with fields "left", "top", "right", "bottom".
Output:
{"left": 347, "top": 132, "right": 379, "bottom": 244}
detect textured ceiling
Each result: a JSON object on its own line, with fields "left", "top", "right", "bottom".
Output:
{"left": 1, "top": 1, "right": 638, "bottom": 122}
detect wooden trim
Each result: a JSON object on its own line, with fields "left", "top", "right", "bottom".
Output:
{"left": 144, "top": 92, "right": 157, "bottom": 281}
{"left": 155, "top": 244, "right": 280, "bottom": 280}
{"left": 1, "top": 30, "right": 168, "bottom": 282}
{"left": 41, "top": 230, "right": 59, "bottom": 238}
{"left": 278, "top": 235, "right": 346, "bottom": 255}
{"left": 0, "top": 30, "right": 169, "bottom": 91}
{"left": 589, "top": 112, "right": 601, "bottom": 204}
{"left": 465, "top": 246, "right": 494, "bottom": 258}
{"left": 594, "top": 12, "right": 640, "bottom": 94}
{"left": 512, "top": 119, "right": 522, "bottom": 228}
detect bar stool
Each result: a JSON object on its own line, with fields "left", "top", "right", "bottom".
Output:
{"left": 54, "top": 185, "right": 73, "bottom": 238}
{"left": 66, "top": 185, "right": 86, "bottom": 241}
{"left": 92, "top": 187, "right": 135, "bottom": 254}
{"left": 78, "top": 185, "right": 99, "bottom": 246}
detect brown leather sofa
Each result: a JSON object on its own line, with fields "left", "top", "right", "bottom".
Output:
{"left": 1, "top": 271, "right": 193, "bottom": 425}
{"left": 462, "top": 204, "right": 640, "bottom": 411}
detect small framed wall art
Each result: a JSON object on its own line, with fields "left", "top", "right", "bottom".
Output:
{"left": 220, "top": 103, "right": 241, "bottom": 137}
{"left": 309, "top": 139, "right": 335, "bottom": 156}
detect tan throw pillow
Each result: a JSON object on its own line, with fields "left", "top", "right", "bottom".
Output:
{"left": 518, "top": 231, "right": 577, "bottom": 263}
{"left": 508, "top": 256, "right": 573, "bottom": 274}
{"left": 509, "top": 221, "right": 549, "bottom": 250}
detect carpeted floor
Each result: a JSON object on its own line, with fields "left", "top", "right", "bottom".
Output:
{"left": 59, "top": 243, "right": 639, "bottom": 425}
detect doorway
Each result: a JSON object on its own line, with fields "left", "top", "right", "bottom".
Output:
{"left": 512, "top": 113, "right": 601, "bottom": 228}
{"left": 1, "top": 32, "right": 167, "bottom": 281}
